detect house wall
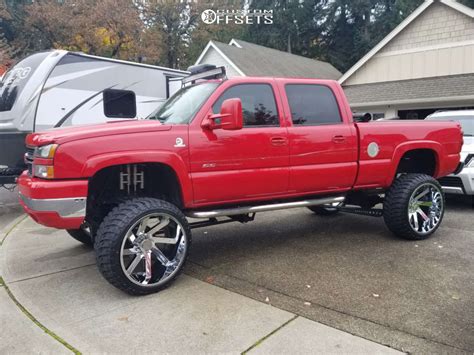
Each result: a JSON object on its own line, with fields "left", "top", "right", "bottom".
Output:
{"left": 345, "top": 2, "right": 474, "bottom": 85}
{"left": 199, "top": 47, "right": 242, "bottom": 77}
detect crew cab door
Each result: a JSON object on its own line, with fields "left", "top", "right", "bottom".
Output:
{"left": 188, "top": 81, "right": 289, "bottom": 205}
{"left": 281, "top": 82, "right": 358, "bottom": 194}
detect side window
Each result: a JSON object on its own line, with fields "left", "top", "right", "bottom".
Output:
{"left": 285, "top": 84, "right": 342, "bottom": 126}
{"left": 212, "top": 84, "right": 279, "bottom": 127}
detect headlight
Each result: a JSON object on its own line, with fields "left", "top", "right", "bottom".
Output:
{"left": 466, "top": 155, "right": 474, "bottom": 168}
{"left": 33, "top": 165, "right": 54, "bottom": 179}
{"left": 34, "top": 144, "right": 58, "bottom": 159}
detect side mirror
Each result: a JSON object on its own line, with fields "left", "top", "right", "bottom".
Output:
{"left": 103, "top": 89, "right": 137, "bottom": 118}
{"left": 202, "top": 98, "right": 243, "bottom": 131}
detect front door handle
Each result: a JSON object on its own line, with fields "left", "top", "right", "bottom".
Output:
{"left": 271, "top": 136, "right": 287, "bottom": 146}
{"left": 332, "top": 135, "right": 346, "bottom": 144}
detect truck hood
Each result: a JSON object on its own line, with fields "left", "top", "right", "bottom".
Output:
{"left": 26, "top": 120, "right": 171, "bottom": 146}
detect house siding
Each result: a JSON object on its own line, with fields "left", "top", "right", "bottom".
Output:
{"left": 380, "top": 2, "right": 473, "bottom": 53}
{"left": 344, "top": 2, "right": 474, "bottom": 85}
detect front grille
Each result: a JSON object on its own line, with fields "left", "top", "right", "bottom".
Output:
{"left": 438, "top": 176, "right": 463, "bottom": 188}
{"left": 25, "top": 146, "right": 35, "bottom": 176}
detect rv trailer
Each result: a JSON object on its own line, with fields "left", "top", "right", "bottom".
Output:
{"left": 0, "top": 50, "right": 187, "bottom": 185}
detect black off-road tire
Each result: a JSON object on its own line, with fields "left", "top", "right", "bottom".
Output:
{"left": 95, "top": 198, "right": 191, "bottom": 296}
{"left": 308, "top": 205, "right": 340, "bottom": 216}
{"left": 66, "top": 228, "right": 94, "bottom": 247}
{"left": 384, "top": 174, "right": 444, "bottom": 240}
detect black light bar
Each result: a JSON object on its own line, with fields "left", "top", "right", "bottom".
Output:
{"left": 182, "top": 65, "right": 226, "bottom": 85}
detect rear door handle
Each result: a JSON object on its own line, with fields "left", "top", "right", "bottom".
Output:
{"left": 271, "top": 136, "right": 287, "bottom": 146}
{"left": 332, "top": 135, "right": 346, "bottom": 144}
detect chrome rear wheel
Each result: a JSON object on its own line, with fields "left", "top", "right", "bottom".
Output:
{"left": 384, "top": 174, "right": 445, "bottom": 240}
{"left": 408, "top": 183, "right": 443, "bottom": 235}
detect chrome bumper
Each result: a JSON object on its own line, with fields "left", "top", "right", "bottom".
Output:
{"left": 19, "top": 193, "right": 87, "bottom": 218}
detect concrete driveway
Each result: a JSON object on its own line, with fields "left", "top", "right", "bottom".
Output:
{"left": 186, "top": 196, "right": 474, "bottom": 354}
{"left": 0, "top": 186, "right": 472, "bottom": 354}
{"left": 0, "top": 187, "right": 401, "bottom": 354}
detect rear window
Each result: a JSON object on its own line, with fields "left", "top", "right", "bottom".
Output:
{"left": 285, "top": 84, "right": 342, "bottom": 126}
{"left": 0, "top": 52, "right": 50, "bottom": 112}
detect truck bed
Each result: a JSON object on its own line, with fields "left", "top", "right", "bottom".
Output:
{"left": 354, "top": 120, "right": 463, "bottom": 189}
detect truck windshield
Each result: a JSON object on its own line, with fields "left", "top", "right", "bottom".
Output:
{"left": 428, "top": 116, "right": 474, "bottom": 137}
{"left": 148, "top": 82, "right": 219, "bottom": 124}
{"left": 0, "top": 52, "right": 50, "bottom": 112}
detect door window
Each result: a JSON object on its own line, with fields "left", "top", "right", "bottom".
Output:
{"left": 212, "top": 84, "right": 279, "bottom": 127}
{"left": 285, "top": 84, "right": 341, "bottom": 126}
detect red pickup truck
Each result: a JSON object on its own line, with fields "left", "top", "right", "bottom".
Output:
{"left": 18, "top": 65, "right": 463, "bottom": 295}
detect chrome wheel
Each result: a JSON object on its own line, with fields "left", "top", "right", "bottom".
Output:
{"left": 120, "top": 213, "right": 187, "bottom": 287}
{"left": 408, "top": 183, "right": 443, "bottom": 235}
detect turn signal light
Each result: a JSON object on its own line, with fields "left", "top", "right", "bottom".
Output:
{"left": 33, "top": 165, "right": 54, "bottom": 179}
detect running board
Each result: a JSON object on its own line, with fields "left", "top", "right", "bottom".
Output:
{"left": 186, "top": 196, "right": 345, "bottom": 219}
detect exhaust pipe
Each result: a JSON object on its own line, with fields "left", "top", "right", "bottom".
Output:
{"left": 186, "top": 196, "right": 345, "bottom": 219}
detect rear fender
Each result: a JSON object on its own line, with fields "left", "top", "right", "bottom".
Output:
{"left": 82, "top": 151, "right": 192, "bottom": 207}
{"left": 386, "top": 141, "right": 442, "bottom": 186}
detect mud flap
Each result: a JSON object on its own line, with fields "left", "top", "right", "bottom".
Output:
{"left": 0, "top": 131, "right": 28, "bottom": 175}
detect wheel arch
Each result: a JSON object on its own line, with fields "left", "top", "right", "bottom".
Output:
{"left": 386, "top": 142, "right": 442, "bottom": 186}
{"left": 82, "top": 151, "right": 193, "bottom": 206}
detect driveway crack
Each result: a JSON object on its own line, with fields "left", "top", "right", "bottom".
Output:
{"left": 0, "top": 276, "right": 81, "bottom": 354}
{"left": 241, "top": 315, "right": 298, "bottom": 354}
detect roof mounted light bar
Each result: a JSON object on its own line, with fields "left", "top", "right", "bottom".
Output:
{"left": 182, "top": 64, "right": 226, "bottom": 86}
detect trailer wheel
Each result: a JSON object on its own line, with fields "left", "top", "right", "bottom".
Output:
{"left": 66, "top": 222, "right": 94, "bottom": 247}
{"left": 95, "top": 198, "right": 191, "bottom": 295}
{"left": 384, "top": 174, "right": 444, "bottom": 240}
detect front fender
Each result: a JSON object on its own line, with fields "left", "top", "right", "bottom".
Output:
{"left": 82, "top": 151, "right": 193, "bottom": 207}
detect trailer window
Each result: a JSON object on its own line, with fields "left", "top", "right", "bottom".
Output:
{"left": 0, "top": 52, "right": 50, "bottom": 112}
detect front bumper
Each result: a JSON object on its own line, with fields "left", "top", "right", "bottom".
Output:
{"left": 17, "top": 172, "right": 88, "bottom": 229}
{"left": 439, "top": 166, "right": 474, "bottom": 195}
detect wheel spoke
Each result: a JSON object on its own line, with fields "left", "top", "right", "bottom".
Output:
{"left": 147, "top": 217, "right": 170, "bottom": 236}
{"left": 413, "top": 211, "right": 419, "bottom": 230}
{"left": 416, "top": 208, "right": 429, "bottom": 222}
{"left": 414, "top": 188, "right": 430, "bottom": 202}
{"left": 126, "top": 254, "right": 143, "bottom": 275}
{"left": 143, "top": 251, "right": 152, "bottom": 284}
{"left": 137, "top": 217, "right": 150, "bottom": 236}
{"left": 151, "top": 225, "right": 181, "bottom": 245}
{"left": 122, "top": 247, "right": 139, "bottom": 256}
{"left": 151, "top": 246, "right": 170, "bottom": 266}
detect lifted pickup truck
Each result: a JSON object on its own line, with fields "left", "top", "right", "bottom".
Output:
{"left": 18, "top": 65, "right": 463, "bottom": 295}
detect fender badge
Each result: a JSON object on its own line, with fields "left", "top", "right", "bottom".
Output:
{"left": 174, "top": 137, "right": 186, "bottom": 148}
{"left": 367, "top": 142, "right": 380, "bottom": 158}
